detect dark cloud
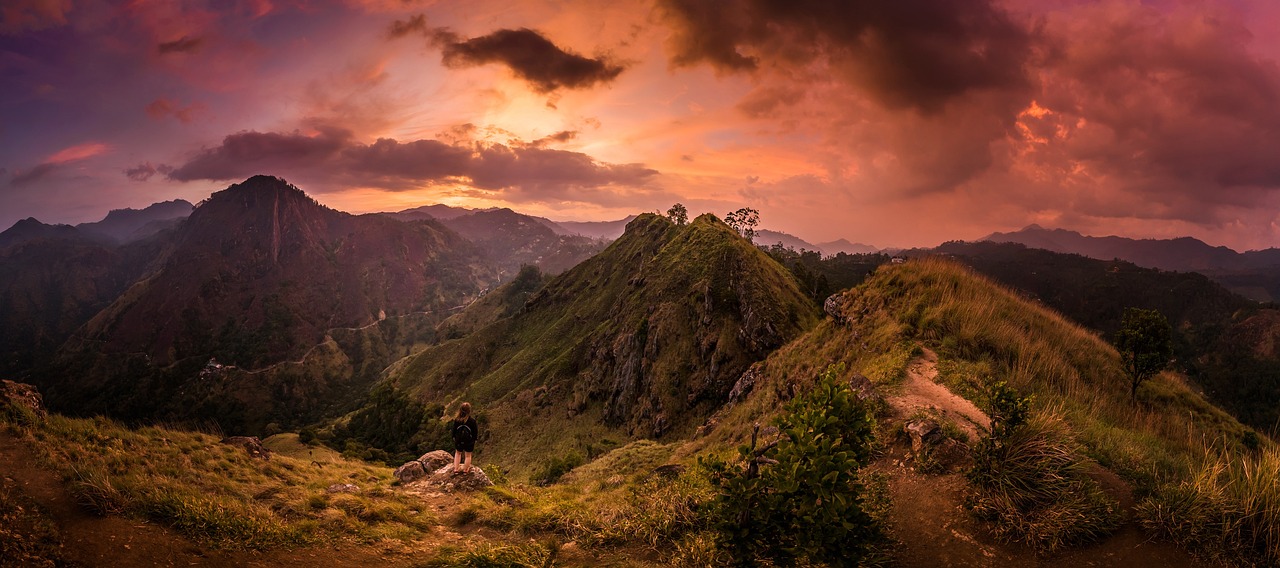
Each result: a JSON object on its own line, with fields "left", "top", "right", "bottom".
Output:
{"left": 166, "top": 128, "right": 657, "bottom": 198}
{"left": 390, "top": 19, "right": 626, "bottom": 93}
{"left": 527, "top": 130, "right": 577, "bottom": 147}
{"left": 10, "top": 163, "right": 57, "bottom": 187}
{"left": 657, "top": 0, "right": 1035, "bottom": 113}
{"left": 145, "top": 98, "right": 203, "bottom": 123}
{"left": 124, "top": 162, "right": 173, "bottom": 182}
{"left": 157, "top": 35, "right": 204, "bottom": 55}
{"left": 168, "top": 128, "right": 354, "bottom": 182}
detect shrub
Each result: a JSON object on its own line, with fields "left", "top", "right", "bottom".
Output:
{"left": 532, "top": 452, "right": 584, "bottom": 486}
{"left": 703, "top": 363, "right": 880, "bottom": 567}
{"left": 967, "top": 403, "right": 1120, "bottom": 553}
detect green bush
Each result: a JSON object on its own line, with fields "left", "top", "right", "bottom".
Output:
{"left": 703, "top": 364, "right": 880, "bottom": 567}
{"left": 532, "top": 452, "right": 584, "bottom": 486}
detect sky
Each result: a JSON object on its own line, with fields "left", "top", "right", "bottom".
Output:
{"left": 4, "top": 0, "right": 1280, "bottom": 250}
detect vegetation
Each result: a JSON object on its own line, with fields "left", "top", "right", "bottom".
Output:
{"left": 702, "top": 364, "right": 880, "bottom": 567}
{"left": 666, "top": 203, "right": 688, "bottom": 226}
{"left": 967, "top": 383, "right": 1119, "bottom": 553}
{"left": 724, "top": 208, "right": 759, "bottom": 241}
{"left": 0, "top": 408, "right": 434, "bottom": 549}
{"left": 1115, "top": 307, "right": 1174, "bottom": 400}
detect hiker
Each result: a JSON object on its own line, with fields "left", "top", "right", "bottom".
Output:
{"left": 452, "top": 402, "right": 478, "bottom": 473}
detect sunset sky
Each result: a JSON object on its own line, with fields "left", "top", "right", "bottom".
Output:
{"left": 4, "top": 0, "right": 1280, "bottom": 250}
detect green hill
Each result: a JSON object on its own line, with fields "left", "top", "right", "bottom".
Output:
{"left": 358, "top": 213, "right": 819, "bottom": 471}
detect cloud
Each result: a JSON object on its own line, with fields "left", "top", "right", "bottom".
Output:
{"left": 0, "top": 0, "right": 71, "bottom": 34}
{"left": 10, "top": 163, "right": 57, "bottom": 187}
{"left": 157, "top": 35, "right": 204, "bottom": 55}
{"left": 124, "top": 162, "right": 173, "bottom": 182}
{"left": 145, "top": 98, "right": 205, "bottom": 123}
{"left": 656, "top": 0, "right": 1035, "bottom": 113}
{"left": 390, "top": 19, "right": 626, "bottom": 93}
{"left": 166, "top": 128, "right": 658, "bottom": 200}
{"left": 46, "top": 142, "right": 108, "bottom": 163}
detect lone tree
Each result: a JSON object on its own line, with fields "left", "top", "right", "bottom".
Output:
{"left": 1115, "top": 307, "right": 1173, "bottom": 400}
{"left": 725, "top": 207, "right": 759, "bottom": 241}
{"left": 666, "top": 203, "right": 688, "bottom": 225}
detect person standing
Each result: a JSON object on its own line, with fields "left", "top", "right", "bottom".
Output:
{"left": 452, "top": 402, "right": 478, "bottom": 473}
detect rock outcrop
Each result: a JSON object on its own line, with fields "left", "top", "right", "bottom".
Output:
{"left": 428, "top": 465, "right": 493, "bottom": 491}
{"left": 394, "top": 460, "right": 427, "bottom": 483}
{"left": 418, "top": 450, "right": 453, "bottom": 472}
{"left": 326, "top": 483, "right": 360, "bottom": 494}
{"left": 220, "top": 436, "right": 270, "bottom": 460}
{"left": 0, "top": 380, "right": 46, "bottom": 419}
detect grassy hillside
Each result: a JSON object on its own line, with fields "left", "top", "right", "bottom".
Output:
{"left": 364, "top": 213, "right": 819, "bottom": 473}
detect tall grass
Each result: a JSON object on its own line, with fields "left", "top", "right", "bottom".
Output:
{"left": 1140, "top": 445, "right": 1280, "bottom": 566}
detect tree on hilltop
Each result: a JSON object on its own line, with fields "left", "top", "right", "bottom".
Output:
{"left": 666, "top": 203, "right": 688, "bottom": 225}
{"left": 725, "top": 208, "right": 759, "bottom": 241}
{"left": 1115, "top": 307, "right": 1173, "bottom": 400}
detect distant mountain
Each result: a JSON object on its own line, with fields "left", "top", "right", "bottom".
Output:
{"left": 356, "top": 213, "right": 818, "bottom": 468}
{"left": 384, "top": 204, "right": 478, "bottom": 222}
{"left": 45, "top": 176, "right": 495, "bottom": 428}
{"left": 755, "top": 229, "right": 820, "bottom": 251}
{"left": 77, "top": 199, "right": 193, "bottom": 243}
{"left": 0, "top": 218, "right": 83, "bottom": 250}
{"left": 981, "top": 225, "right": 1280, "bottom": 301}
{"left": 553, "top": 216, "right": 636, "bottom": 240}
{"left": 817, "top": 238, "right": 879, "bottom": 255}
{"left": 436, "top": 208, "right": 604, "bottom": 277}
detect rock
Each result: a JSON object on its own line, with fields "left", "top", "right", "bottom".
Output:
{"left": 220, "top": 436, "right": 270, "bottom": 460}
{"left": 326, "top": 483, "right": 360, "bottom": 494}
{"left": 417, "top": 450, "right": 453, "bottom": 472}
{"left": 653, "top": 464, "right": 685, "bottom": 479}
{"left": 824, "top": 293, "right": 849, "bottom": 324}
{"left": 0, "top": 380, "right": 46, "bottom": 420}
{"left": 394, "top": 460, "right": 427, "bottom": 483}
{"left": 848, "top": 373, "right": 881, "bottom": 403}
{"left": 904, "top": 419, "right": 943, "bottom": 454}
{"left": 728, "top": 368, "right": 760, "bottom": 404}
{"left": 427, "top": 464, "right": 493, "bottom": 491}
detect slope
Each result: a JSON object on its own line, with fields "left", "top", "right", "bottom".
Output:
{"left": 45, "top": 176, "right": 495, "bottom": 430}
{"left": 368, "top": 213, "right": 819, "bottom": 471}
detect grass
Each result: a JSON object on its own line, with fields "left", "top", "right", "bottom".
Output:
{"left": 1139, "top": 444, "right": 1280, "bottom": 566}
{"left": 3, "top": 412, "right": 435, "bottom": 549}
{"left": 967, "top": 410, "right": 1121, "bottom": 553}
{"left": 416, "top": 541, "right": 556, "bottom": 568}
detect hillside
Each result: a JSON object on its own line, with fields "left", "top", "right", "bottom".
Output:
{"left": 361, "top": 213, "right": 819, "bottom": 470}
{"left": 75, "top": 199, "right": 194, "bottom": 244}
{"left": 436, "top": 208, "right": 606, "bottom": 277}
{"left": 42, "top": 176, "right": 495, "bottom": 430}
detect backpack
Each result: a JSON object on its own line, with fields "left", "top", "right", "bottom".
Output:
{"left": 454, "top": 422, "right": 474, "bottom": 446}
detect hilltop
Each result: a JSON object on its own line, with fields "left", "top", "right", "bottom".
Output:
{"left": 353, "top": 213, "right": 819, "bottom": 471}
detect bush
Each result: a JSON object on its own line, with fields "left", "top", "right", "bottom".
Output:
{"left": 703, "top": 364, "right": 880, "bottom": 567}
{"left": 967, "top": 398, "right": 1120, "bottom": 553}
{"left": 532, "top": 452, "right": 584, "bottom": 486}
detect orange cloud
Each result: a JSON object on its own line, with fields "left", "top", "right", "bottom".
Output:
{"left": 46, "top": 142, "right": 109, "bottom": 164}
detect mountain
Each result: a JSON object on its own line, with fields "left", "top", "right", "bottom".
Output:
{"left": 43, "top": 175, "right": 495, "bottom": 429}
{"left": 553, "top": 215, "right": 636, "bottom": 240}
{"left": 384, "top": 203, "right": 478, "bottom": 222}
{"left": 351, "top": 213, "right": 819, "bottom": 470}
{"left": 435, "top": 208, "right": 605, "bottom": 277}
{"left": 817, "top": 238, "right": 879, "bottom": 255}
{"left": 0, "top": 218, "right": 83, "bottom": 250}
{"left": 76, "top": 199, "right": 193, "bottom": 243}
{"left": 755, "top": 229, "right": 820, "bottom": 251}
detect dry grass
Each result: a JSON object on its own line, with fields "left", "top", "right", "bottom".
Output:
{"left": 4, "top": 412, "right": 435, "bottom": 549}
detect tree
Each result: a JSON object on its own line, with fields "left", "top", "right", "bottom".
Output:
{"left": 666, "top": 203, "right": 689, "bottom": 225}
{"left": 725, "top": 207, "right": 759, "bottom": 241}
{"left": 703, "top": 364, "right": 879, "bottom": 566}
{"left": 1115, "top": 307, "right": 1173, "bottom": 400}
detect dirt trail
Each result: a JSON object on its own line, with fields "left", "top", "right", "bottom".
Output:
{"left": 878, "top": 350, "right": 1199, "bottom": 568}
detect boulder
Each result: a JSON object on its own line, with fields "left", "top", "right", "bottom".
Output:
{"left": 904, "top": 419, "right": 942, "bottom": 454}
{"left": 394, "top": 460, "right": 427, "bottom": 483}
{"left": 326, "top": 483, "right": 360, "bottom": 494}
{"left": 0, "top": 380, "right": 46, "bottom": 419}
{"left": 427, "top": 464, "right": 493, "bottom": 491}
{"left": 848, "top": 373, "right": 881, "bottom": 403}
{"left": 728, "top": 368, "right": 760, "bottom": 404}
{"left": 823, "top": 294, "right": 849, "bottom": 324}
{"left": 220, "top": 436, "right": 270, "bottom": 460}
{"left": 417, "top": 450, "right": 453, "bottom": 472}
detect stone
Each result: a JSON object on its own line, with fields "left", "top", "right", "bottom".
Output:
{"left": 728, "top": 368, "right": 760, "bottom": 404}
{"left": 326, "top": 483, "right": 360, "bottom": 494}
{"left": 394, "top": 460, "right": 427, "bottom": 483}
{"left": 652, "top": 464, "right": 685, "bottom": 479}
{"left": 220, "top": 436, "right": 271, "bottom": 460}
{"left": 0, "top": 380, "right": 46, "bottom": 420}
{"left": 824, "top": 293, "right": 849, "bottom": 324}
{"left": 427, "top": 464, "right": 493, "bottom": 491}
{"left": 904, "top": 419, "right": 942, "bottom": 454}
{"left": 848, "top": 373, "right": 881, "bottom": 403}
{"left": 417, "top": 450, "right": 454, "bottom": 472}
